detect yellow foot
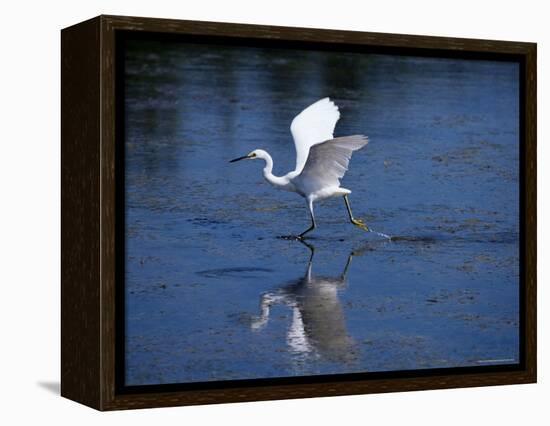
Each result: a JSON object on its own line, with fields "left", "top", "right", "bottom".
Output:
{"left": 351, "top": 218, "right": 370, "bottom": 232}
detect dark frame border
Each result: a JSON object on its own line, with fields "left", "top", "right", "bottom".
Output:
{"left": 61, "top": 15, "right": 536, "bottom": 411}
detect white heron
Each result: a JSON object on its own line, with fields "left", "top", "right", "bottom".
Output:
{"left": 250, "top": 241, "right": 357, "bottom": 362}
{"left": 230, "top": 97, "right": 370, "bottom": 239}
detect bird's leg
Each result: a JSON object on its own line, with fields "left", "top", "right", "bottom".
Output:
{"left": 344, "top": 195, "right": 370, "bottom": 231}
{"left": 341, "top": 253, "right": 353, "bottom": 282}
{"left": 302, "top": 240, "right": 315, "bottom": 280}
{"left": 298, "top": 199, "right": 316, "bottom": 239}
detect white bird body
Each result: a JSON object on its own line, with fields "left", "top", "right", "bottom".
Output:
{"left": 230, "top": 97, "right": 369, "bottom": 238}
{"left": 251, "top": 243, "right": 356, "bottom": 361}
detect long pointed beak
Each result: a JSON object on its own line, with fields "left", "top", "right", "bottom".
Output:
{"left": 229, "top": 155, "right": 249, "bottom": 163}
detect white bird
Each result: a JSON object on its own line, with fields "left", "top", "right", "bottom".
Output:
{"left": 230, "top": 97, "right": 369, "bottom": 239}
{"left": 250, "top": 242, "right": 357, "bottom": 361}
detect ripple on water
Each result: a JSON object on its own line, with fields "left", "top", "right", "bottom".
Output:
{"left": 196, "top": 267, "right": 275, "bottom": 279}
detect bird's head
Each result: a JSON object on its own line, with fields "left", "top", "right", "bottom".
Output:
{"left": 229, "top": 149, "right": 266, "bottom": 163}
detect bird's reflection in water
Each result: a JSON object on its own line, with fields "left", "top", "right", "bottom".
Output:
{"left": 251, "top": 241, "right": 360, "bottom": 364}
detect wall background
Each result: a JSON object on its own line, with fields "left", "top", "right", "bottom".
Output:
{"left": 0, "top": 0, "right": 545, "bottom": 424}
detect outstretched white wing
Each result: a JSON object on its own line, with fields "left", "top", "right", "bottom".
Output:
{"left": 298, "top": 135, "right": 368, "bottom": 192}
{"left": 290, "top": 98, "right": 340, "bottom": 174}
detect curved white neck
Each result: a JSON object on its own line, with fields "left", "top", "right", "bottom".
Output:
{"left": 261, "top": 152, "right": 274, "bottom": 177}
{"left": 257, "top": 151, "right": 288, "bottom": 189}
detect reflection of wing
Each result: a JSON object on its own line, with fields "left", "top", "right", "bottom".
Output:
{"left": 290, "top": 98, "right": 340, "bottom": 174}
{"left": 298, "top": 135, "right": 368, "bottom": 190}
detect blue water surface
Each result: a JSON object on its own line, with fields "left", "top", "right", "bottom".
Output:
{"left": 124, "top": 40, "right": 520, "bottom": 386}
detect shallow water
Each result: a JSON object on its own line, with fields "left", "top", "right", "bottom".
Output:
{"left": 124, "top": 40, "right": 520, "bottom": 386}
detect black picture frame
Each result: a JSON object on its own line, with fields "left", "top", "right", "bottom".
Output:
{"left": 61, "top": 15, "right": 537, "bottom": 410}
